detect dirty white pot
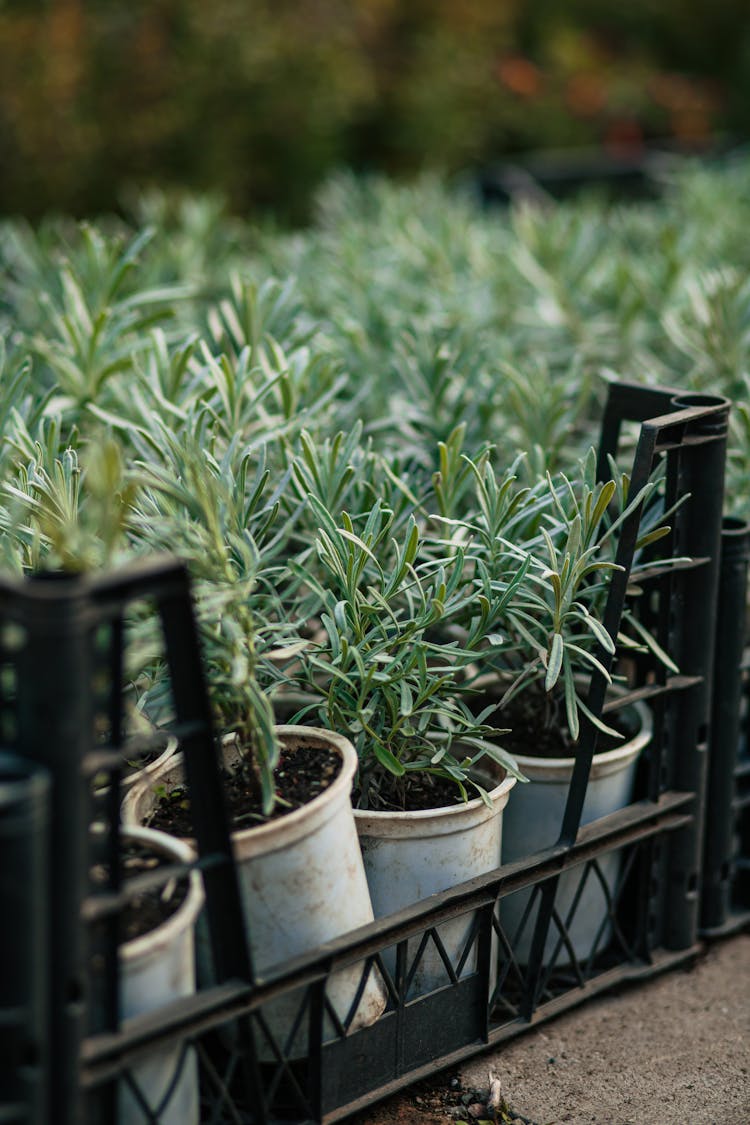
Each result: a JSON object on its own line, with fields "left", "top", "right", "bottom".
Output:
{"left": 121, "top": 734, "right": 179, "bottom": 793}
{"left": 354, "top": 770, "right": 517, "bottom": 997}
{"left": 499, "top": 699, "right": 652, "bottom": 965}
{"left": 123, "top": 726, "right": 386, "bottom": 1050}
{"left": 93, "top": 734, "right": 178, "bottom": 803}
{"left": 118, "top": 825, "right": 204, "bottom": 1125}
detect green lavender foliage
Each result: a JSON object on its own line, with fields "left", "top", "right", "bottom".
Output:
{"left": 0, "top": 157, "right": 747, "bottom": 811}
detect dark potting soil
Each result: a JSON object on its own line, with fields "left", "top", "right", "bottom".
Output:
{"left": 356, "top": 770, "right": 475, "bottom": 814}
{"left": 483, "top": 685, "right": 634, "bottom": 760}
{"left": 500, "top": 692, "right": 576, "bottom": 758}
{"left": 146, "top": 736, "right": 342, "bottom": 837}
{"left": 90, "top": 841, "right": 190, "bottom": 944}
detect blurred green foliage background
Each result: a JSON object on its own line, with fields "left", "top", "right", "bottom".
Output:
{"left": 1, "top": 0, "right": 748, "bottom": 221}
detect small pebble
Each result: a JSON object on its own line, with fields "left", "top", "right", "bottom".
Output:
{"left": 467, "top": 1103, "right": 486, "bottom": 1119}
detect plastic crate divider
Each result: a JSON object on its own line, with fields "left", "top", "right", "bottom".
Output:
{"left": 702, "top": 516, "right": 750, "bottom": 929}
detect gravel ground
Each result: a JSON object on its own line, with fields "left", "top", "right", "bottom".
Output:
{"left": 348, "top": 932, "right": 749, "bottom": 1125}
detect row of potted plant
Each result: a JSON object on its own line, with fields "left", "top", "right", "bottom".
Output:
{"left": 2, "top": 398, "right": 670, "bottom": 1118}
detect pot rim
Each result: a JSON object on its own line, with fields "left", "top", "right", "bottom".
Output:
{"left": 229, "top": 725, "right": 357, "bottom": 851}
{"left": 118, "top": 824, "right": 205, "bottom": 965}
{"left": 353, "top": 770, "right": 517, "bottom": 834}
{"left": 94, "top": 732, "right": 179, "bottom": 797}
{"left": 122, "top": 725, "right": 359, "bottom": 857}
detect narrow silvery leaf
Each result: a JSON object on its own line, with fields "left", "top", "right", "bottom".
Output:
{"left": 545, "top": 632, "right": 564, "bottom": 690}
{"left": 563, "top": 663, "right": 580, "bottom": 742}
{"left": 582, "top": 614, "right": 616, "bottom": 654}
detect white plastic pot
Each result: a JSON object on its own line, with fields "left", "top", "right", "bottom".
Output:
{"left": 118, "top": 825, "right": 204, "bottom": 1125}
{"left": 123, "top": 726, "right": 386, "bottom": 1050}
{"left": 499, "top": 699, "right": 652, "bottom": 965}
{"left": 121, "top": 734, "right": 179, "bottom": 793}
{"left": 93, "top": 734, "right": 178, "bottom": 801}
{"left": 354, "top": 770, "right": 517, "bottom": 997}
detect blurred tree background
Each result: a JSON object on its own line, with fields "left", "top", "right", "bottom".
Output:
{"left": 0, "top": 0, "right": 748, "bottom": 221}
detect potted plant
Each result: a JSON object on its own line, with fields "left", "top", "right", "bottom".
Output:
{"left": 280, "top": 437, "right": 527, "bottom": 996}
{"left": 454, "top": 451, "right": 675, "bottom": 963}
{"left": 122, "top": 425, "right": 386, "bottom": 1042}
{"left": 388, "top": 433, "right": 673, "bottom": 965}
{"left": 93, "top": 825, "right": 205, "bottom": 1125}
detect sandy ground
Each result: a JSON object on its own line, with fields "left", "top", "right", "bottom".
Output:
{"left": 349, "top": 933, "right": 749, "bottom": 1125}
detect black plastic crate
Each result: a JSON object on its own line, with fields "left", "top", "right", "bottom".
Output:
{"left": 698, "top": 517, "right": 750, "bottom": 932}
{"left": 1, "top": 385, "right": 733, "bottom": 1124}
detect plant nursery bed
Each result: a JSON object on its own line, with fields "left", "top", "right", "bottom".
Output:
{"left": 3, "top": 153, "right": 750, "bottom": 1125}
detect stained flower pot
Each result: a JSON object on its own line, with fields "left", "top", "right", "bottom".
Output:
{"left": 123, "top": 726, "right": 386, "bottom": 1051}
{"left": 94, "top": 733, "right": 178, "bottom": 802}
{"left": 499, "top": 698, "right": 652, "bottom": 965}
{"left": 115, "top": 825, "right": 204, "bottom": 1125}
{"left": 354, "top": 769, "right": 517, "bottom": 997}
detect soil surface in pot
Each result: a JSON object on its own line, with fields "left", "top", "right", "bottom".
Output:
{"left": 477, "top": 684, "right": 635, "bottom": 760}
{"left": 146, "top": 736, "right": 341, "bottom": 837}
{"left": 91, "top": 842, "right": 190, "bottom": 944}
{"left": 354, "top": 771, "right": 477, "bottom": 814}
